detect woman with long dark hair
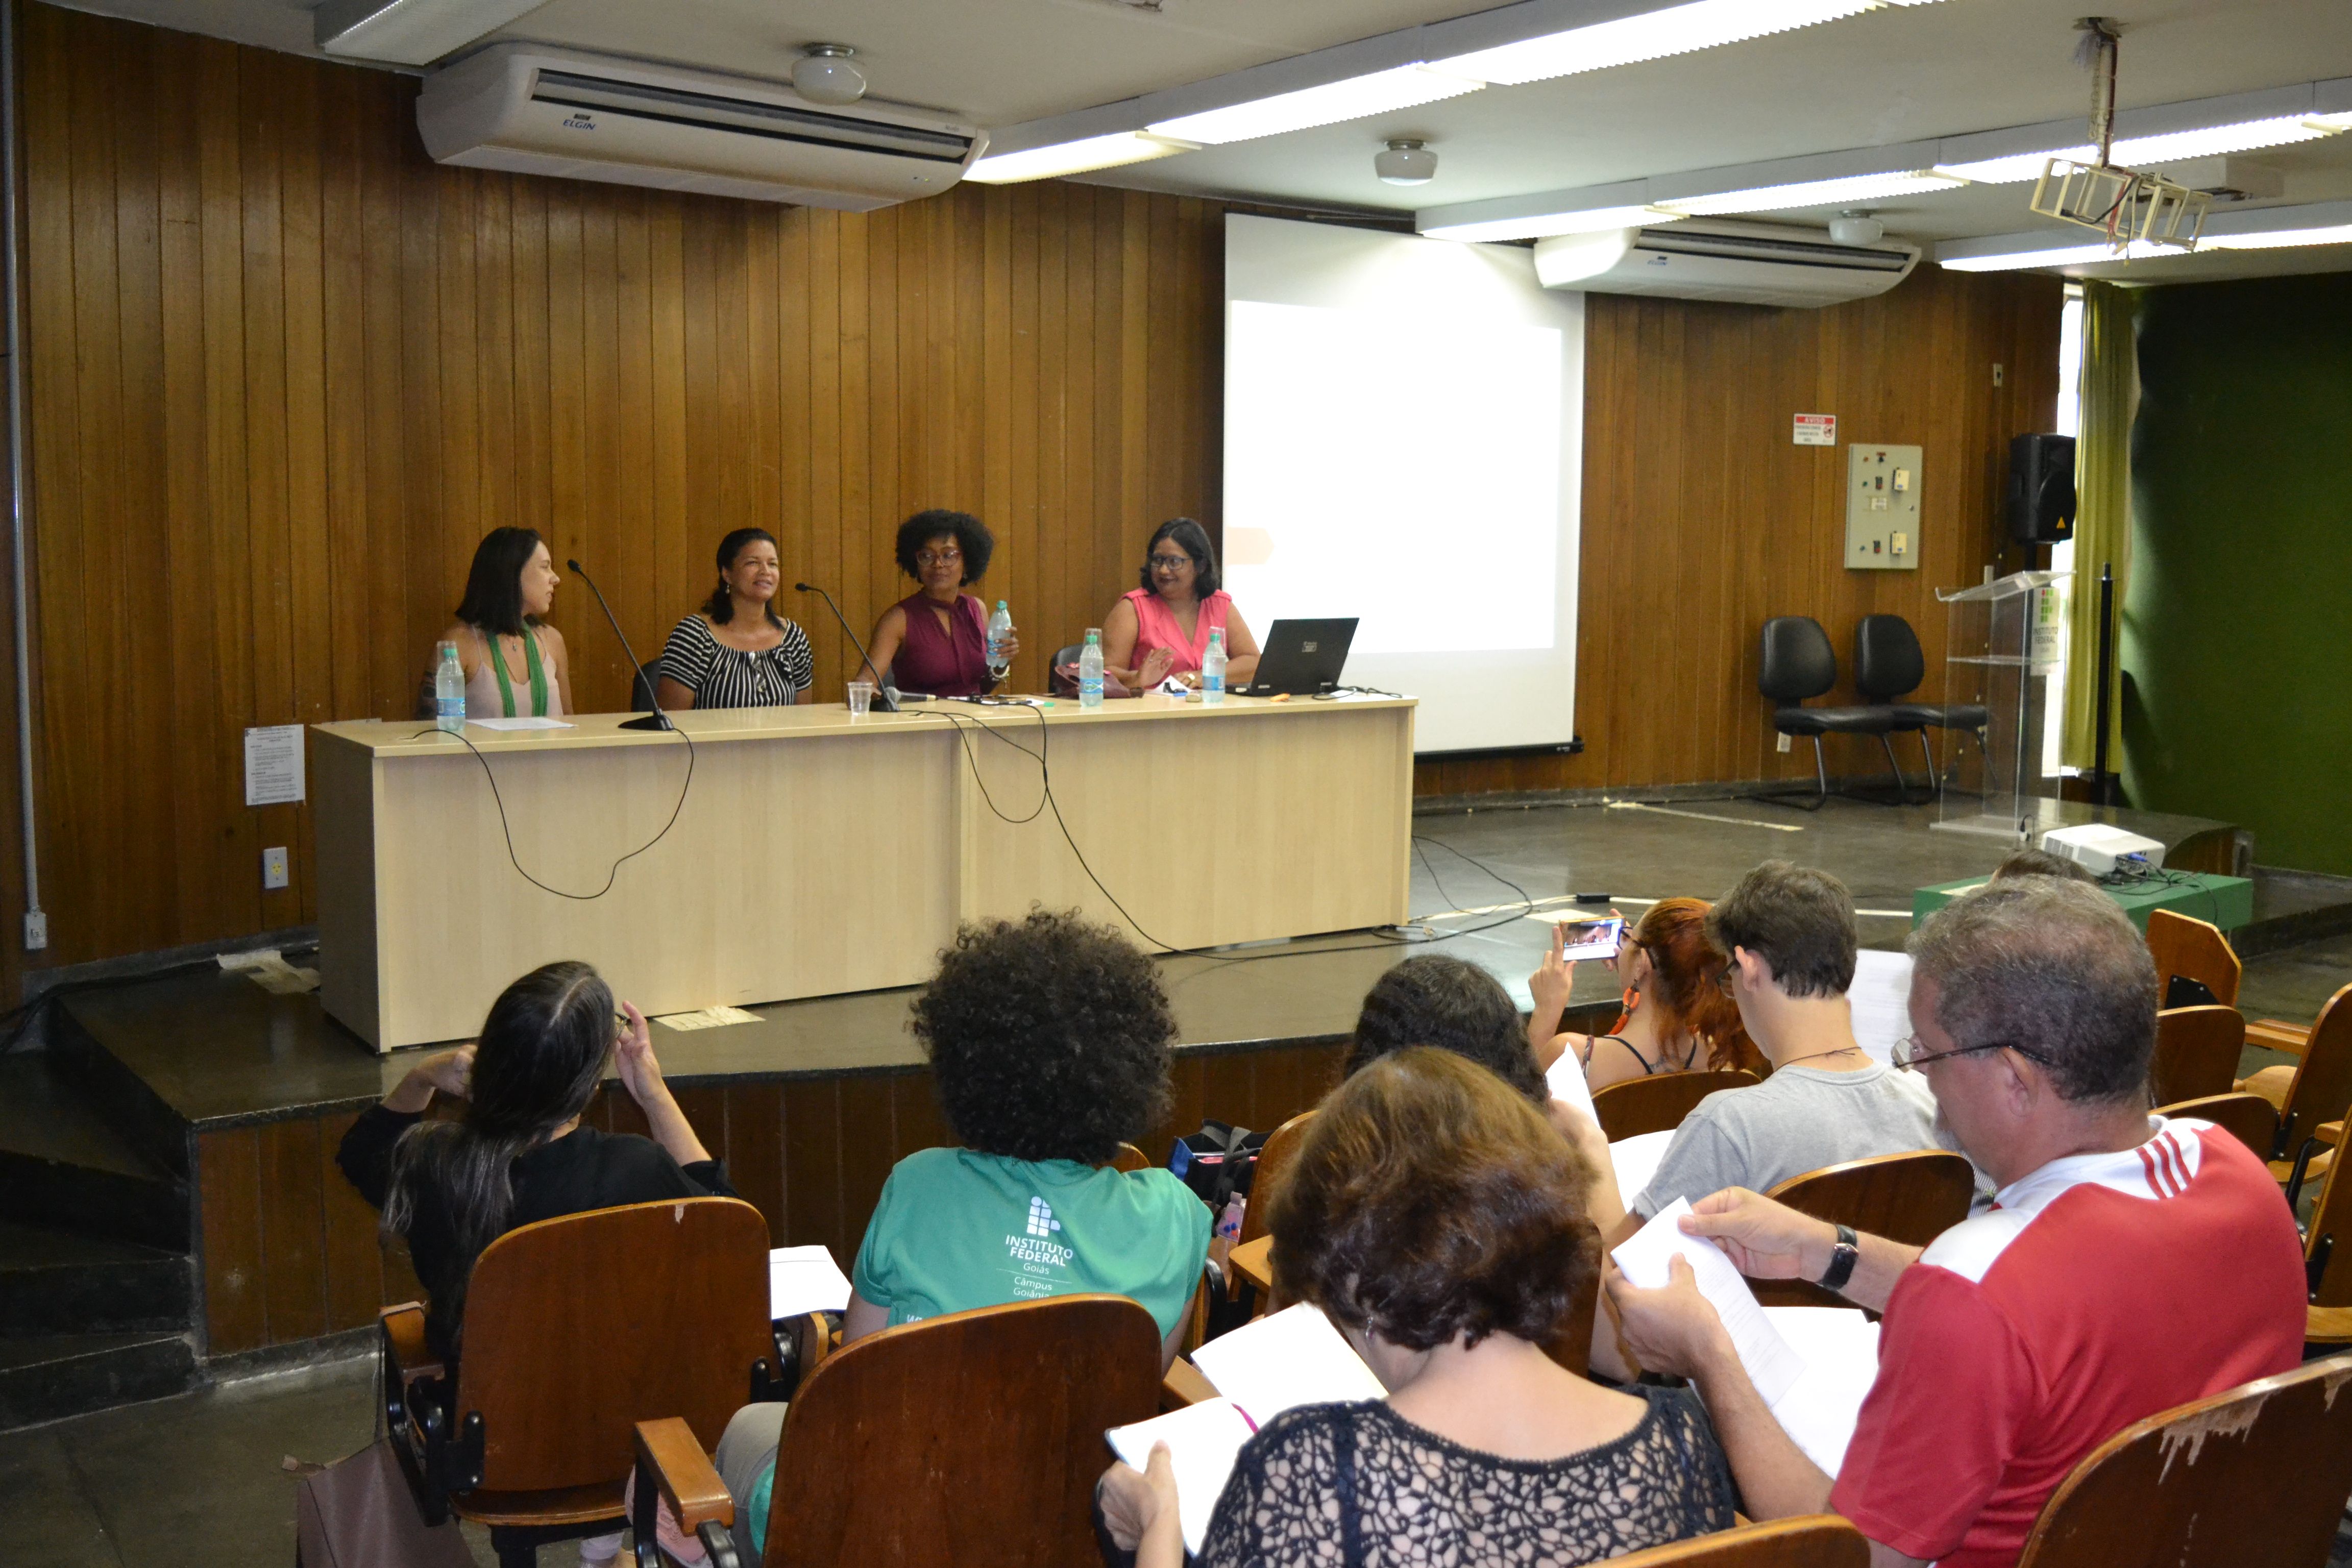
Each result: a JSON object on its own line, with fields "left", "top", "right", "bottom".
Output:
{"left": 420, "top": 526, "right": 574, "bottom": 719}
{"left": 336, "top": 961, "right": 734, "bottom": 1364}
{"left": 654, "top": 529, "right": 815, "bottom": 710}
{"left": 1101, "top": 518, "right": 1260, "bottom": 693}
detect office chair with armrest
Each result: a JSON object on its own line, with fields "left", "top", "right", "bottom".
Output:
{"left": 1751, "top": 1150, "right": 1976, "bottom": 1308}
{"left": 1756, "top": 617, "right": 1900, "bottom": 811}
{"left": 1852, "top": 614, "right": 1987, "bottom": 799}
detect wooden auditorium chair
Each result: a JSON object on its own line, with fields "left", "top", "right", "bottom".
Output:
{"left": 2144, "top": 908, "right": 2242, "bottom": 1009}
{"left": 1611, "top": 1516, "right": 1868, "bottom": 1568}
{"left": 1222, "top": 1110, "right": 1316, "bottom": 1322}
{"left": 2010, "top": 1354, "right": 2352, "bottom": 1568}
{"left": 378, "top": 1197, "right": 778, "bottom": 1567}
{"left": 1750, "top": 1151, "right": 1975, "bottom": 1308}
{"left": 631, "top": 1294, "right": 1163, "bottom": 1568}
{"left": 1591, "top": 1068, "right": 1761, "bottom": 1143}
{"left": 2152, "top": 1092, "right": 2276, "bottom": 1161}
{"left": 2233, "top": 982, "right": 2352, "bottom": 1206}
{"left": 2149, "top": 1004, "right": 2246, "bottom": 1106}
{"left": 2299, "top": 1157, "right": 2352, "bottom": 1348}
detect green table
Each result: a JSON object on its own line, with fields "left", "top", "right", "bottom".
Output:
{"left": 1913, "top": 871, "right": 2253, "bottom": 932}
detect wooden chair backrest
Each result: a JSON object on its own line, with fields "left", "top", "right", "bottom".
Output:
{"left": 1592, "top": 1069, "right": 1760, "bottom": 1143}
{"left": 2014, "top": 1354, "right": 2352, "bottom": 1567}
{"left": 2154, "top": 1093, "right": 2275, "bottom": 1162}
{"left": 1755, "top": 1151, "right": 1975, "bottom": 1307}
{"left": 1609, "top": 1515, "right": 1869, "bottom": 1567}
{"left": 1237, "top": 1111, "right": 1317, "bottom": 1247}
{"left": 1107, "top": 1142, "right": 1151, "bottom": 1173}
{"left": 460, "top": 1197, "right": 773, "bottom": 1493}
{"left": 2151, "top": 1005, "right": 2246, "bottom": 1106}
{"left": 2145, "top": 909, "right": 2241, "bottom": 1008}
{"left": 764, "top": 1293, "right": 1162, "bottom": 1568}
{"left": 2277, "top": 984, "right": 2352, "bottom": 1156}
{"left": 2306, "top": 1158, "right": 2352, "bottom": 1309}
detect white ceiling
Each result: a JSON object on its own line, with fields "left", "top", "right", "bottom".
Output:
{"left": 44, "top": 0, "right": 2352, "bottom": 282}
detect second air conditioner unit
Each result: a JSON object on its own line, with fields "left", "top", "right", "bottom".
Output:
{"left": 1534, "top": 218, "right": 1920, "bottom": 308}
{"left": 418, "top": 45, "right": 985, "bottom": 211}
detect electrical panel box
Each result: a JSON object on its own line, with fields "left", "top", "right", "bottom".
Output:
{"left": 1845, "top": 443, "right": 1921, "bottom": 571}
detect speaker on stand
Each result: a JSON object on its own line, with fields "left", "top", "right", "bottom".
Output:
{"left": 2006, "top": 432, "right": 2077, "bottom": 561}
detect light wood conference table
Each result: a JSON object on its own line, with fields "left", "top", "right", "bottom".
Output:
{"left": 312, "top": 694, "right": 1415, "bottom": 1050}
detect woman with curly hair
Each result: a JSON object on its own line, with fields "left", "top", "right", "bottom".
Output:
{"left": 1527, "top": 897, "right": 1765, "bottom": 1091}
{"left": 1098, "top": 1048, "right": 1737, "bottom": 1567}
{"left": 858, "top": 508, "right": 1018, "bottom": 697}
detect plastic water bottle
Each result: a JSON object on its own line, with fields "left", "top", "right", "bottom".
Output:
{"left": 1201, "top": 627, "right": 1227, "bottom": 706}
{"left": 434, "top": 641, "right": 465, "bottom": 733}
{"left": 1078, "top": 628, "right": 1105, "bottom": 709}
{"left": 986, "top": 600, "right": 1013, "bottom": 681}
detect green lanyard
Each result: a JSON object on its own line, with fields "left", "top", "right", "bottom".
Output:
{"left": 488, "top": 625, "right": 549, "bottom": 717}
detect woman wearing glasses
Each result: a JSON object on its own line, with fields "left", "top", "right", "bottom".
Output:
{"left": 1102, "top": 518, "right": 1262, "bottom": 693}
{"left": 1527, "top": 899, "right": 1766, "bottom": 1092}
{"left": 860, "top": 509, "right": 1017, "bottom": 699}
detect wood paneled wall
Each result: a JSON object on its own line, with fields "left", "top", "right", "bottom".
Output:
{"left": 195, "top": 1042, "right": 1345, "bottom": 1356}
{"left": 14, "top": 3, "right": 1219, "bottom": 982}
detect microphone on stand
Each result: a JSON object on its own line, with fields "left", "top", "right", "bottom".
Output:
{"left": 565, "top": 558, "right": 674, "bottom": 732}
{"left": 795, "top": 583, "right": 898, "bottom": 713}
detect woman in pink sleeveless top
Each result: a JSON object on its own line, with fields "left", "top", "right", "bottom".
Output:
{"left": 860, "top": 509, "right": 1019, "bottom": 698}
{"left": 1103, "top": 518, "right": 1261, "bottom": 692}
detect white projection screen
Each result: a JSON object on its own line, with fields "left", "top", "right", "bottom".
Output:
{"left": 1222, "top": 214, "right": 1584, "bottom": 754}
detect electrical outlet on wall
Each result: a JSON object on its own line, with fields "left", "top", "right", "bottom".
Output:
{"left": 1993, "top": 363, "right": 2005, "bottom": 386}
{"left": 23, "top": 911, "right": 46, "bottom": 950}
{"left": 263, "top": 846, "right": 289, "bottom": 891}
{"left": 1777, "top": 733, "right": 1793, "bottom": 753}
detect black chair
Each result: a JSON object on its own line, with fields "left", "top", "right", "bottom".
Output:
{"left": 630, "top": 656, "right": 665, "bottom": 713}
{"left": 1852, "top": 614, "right": 1988, "bottom": 800}
{"left": 1756, "top": 616, "right": 1901, "bottom": 811}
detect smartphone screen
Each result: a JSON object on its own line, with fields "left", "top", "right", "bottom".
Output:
{"left": 1557, "top": 916, "right": 1625, "bottom": 961}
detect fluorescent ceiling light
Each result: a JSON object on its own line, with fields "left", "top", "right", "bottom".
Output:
{"left": 1427, "top": 0, "right": 1873, "bottom": 87}
{"left": 1422, "top": 206, "right": 1684, "bottom": 243}
{"left": 2202, "top": 224, "right": 2352, "bottom": 250}
{"left": 1935, "top": 146, "right": 2096, "bottom": 184}
{"left": 1146, "top": 65, "right": 1484, "bottom": 146}
{"left": 1939, "top": 117, "right": 2342, "bottom": 184}
{"left": 1937, "top": 238, "right": 2178, "bottom": 272}
{"left": 966, "top": 132, "right": 1198, "bottom": 184}
{"left": 314, "top": 0, "right": 545, "bottom": 63}
{"left": 1661, "top": 169, "right": 1965, "bottom": 215}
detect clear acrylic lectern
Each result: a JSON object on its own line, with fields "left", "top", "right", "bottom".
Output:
{"left": 1931, "top": 569, "right": 2069, "bottom": 843}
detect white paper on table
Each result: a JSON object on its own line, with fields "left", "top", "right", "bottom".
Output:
{"left": 1546, "top": 1048, "right": 1598, "bottom": 1127}
{"left": 1847, "top": 949, "right": 1915, "bottom": 1066}
{"left": 656, "top": 1006, "right": 763, "bottom": 1032}
{"left": 468, "top": 716, "right": 574, "bottom": 730}
{"left": 1106, "top": 1397, "right": 1260, "bottom": 1556}
{"left": 1188, "top": 1303, "right": 1387, "bottom": 1428}
{"left": 767, "top": 1245, "right": 852, "bottom": 1319}
{"left": 1610, "top": 1197, "right": 1805, "bottom": 1405}
{"left": 1760, "top": 1306, "right": 1882, "bottom": 1477}
{"left": 1608, "top": 1130, "right": 1676, "bottom": 1205}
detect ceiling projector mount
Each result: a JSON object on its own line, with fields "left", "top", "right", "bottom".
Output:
{"left": 2028, "top": 18, "right": 2210, "bottom": 257}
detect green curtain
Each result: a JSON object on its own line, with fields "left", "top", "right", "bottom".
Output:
{"left": 2062, "top": 280, "right": 2137, "bottom": 771}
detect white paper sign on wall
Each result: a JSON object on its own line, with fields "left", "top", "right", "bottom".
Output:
{"left": 243, "top": 724, "right": 305, "bottom": 807}
{"left": 1793, "top": 413, "right": 1837, "bottom": 446}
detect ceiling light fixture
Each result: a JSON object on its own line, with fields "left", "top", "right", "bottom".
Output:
{"left": 1934, "top": 236, "right": 2177, "bottom": 272}
{"left": 1145, "top": 64, "right": 1485, "bottom": 146}
{"left": 2201, "top": 223, "right": 2352, "bottom": 250}
{"left": 965, "top": 131, "right": 1201, "bottom": 184}
{"left": 1375, "top": 139, "right": 1438, "bottom": 186}
{"left": 1659, "top": 169, "right": 1965, "bottom": 216}
{"left": 1828, "top": 210, "right": 1884, "bottom": 246}
{"left": 792, "top": 44, "right": 867, "bottom": 106}
{"left": 1427, "top": 0, "right": 1899, "bottom": 87}
{"left": 1420, "top": 205, "right": 1683, "bottom": 243}
{"left": 314, "top": 0, "right": 546, "bottom": 63}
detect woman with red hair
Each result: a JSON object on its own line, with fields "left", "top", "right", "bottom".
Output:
{"left": 1528, "top": 897, "right": 1763, "bottom": 1091}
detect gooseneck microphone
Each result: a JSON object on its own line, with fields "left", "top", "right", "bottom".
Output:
{"left": 795, "top": 582, "right": 899, "bottom": 714}
{"left": 566, "top": 558, "right": 674, "bottom": 732}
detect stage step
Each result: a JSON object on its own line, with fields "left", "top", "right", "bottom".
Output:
{"left": 0, "top": 1218, "right": 192, "bottom": 1337}
{"left": 0, "top": 1330, "right": 199, "bottom": 1431}
{"left": 0, "top": 1052, "right": 188, "bottom": 1252}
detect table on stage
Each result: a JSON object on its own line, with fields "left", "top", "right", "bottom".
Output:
{"left": 311, "top": 694, "right": 1416, "bottom": 1050}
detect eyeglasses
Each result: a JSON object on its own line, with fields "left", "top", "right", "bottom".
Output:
{"left": 1891, "top": 1035, "right": 2055, "bottom": 1072}
{"left": 916, "top": 549, "right": 963, "bottom": 567}
{"left": 1148, "top": 554, "right": 1194, "bottom": 572}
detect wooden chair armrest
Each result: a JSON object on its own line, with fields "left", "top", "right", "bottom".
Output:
{"left": 633, "top": 1418, "right": 733, "bottom": 1544}
{"left": 2247, "top": 1020, "right": 2312, "bottom": 1056}
{"left": 379, "top": 1302, "right": 442, "bottom": 1385}
{"left": 1227, "top": 1235, "right": 1275, "bottom": 1297}
{"left": 2322, "top": 1121, "right": 2343, "bottom": 1149}
{"left": 2308, "top": 1305, "right": 2352, "bottom": 1344}
{"left": 1161, "top": 1357, "right": 1219, "bottom": 1411}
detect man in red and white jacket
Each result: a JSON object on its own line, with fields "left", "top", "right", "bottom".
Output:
{"left": 1609, "top": 875, "right": 2305, "bottom": 1568}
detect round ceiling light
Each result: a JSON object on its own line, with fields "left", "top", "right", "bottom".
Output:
{"left": 1829, "top": 210, "right": 1886, "bottom": 247}
{"left": 1375, "top": 139, "right": 1437, "bottom": 187}
{"left": 793, "top": 44, "right": 867, "bottom": 106}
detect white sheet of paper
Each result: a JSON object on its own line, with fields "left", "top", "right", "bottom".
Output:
{"left": 1761, "top": 1306, "right": 1882, "bottom": 1477}
{"left": 1188, "top": 1303, "right": 1386, "bottom": 1428}
{"left": 656, "top": 1006, "right": 763, "bottom": 1032}
{"left": 1545, "top": 1048, "right": 1598, "bottom": 1127}
{"left": 767, "top": 1245, "right": 852, "bottom": 1319}
{"left": 1847, "top": 949, "right": 1915, "bottom": 1066}
{"left": 1608, "top": 1130, "right": 1676, "bottom": 1205}
{"left": 1107, "top": 1397, "right": 1261, "bottom": 1556}
{"left": 1610, "top": 1198, "right": 1805, "bottom": 1405}
{"left": 467, "top": 716, "right": 574, "bottom": 730}
{"left": 242, "top": 724, "right": 305, "bottom": 806}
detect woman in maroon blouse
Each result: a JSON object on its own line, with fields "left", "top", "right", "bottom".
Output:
{"left": 859, "top": 509, "right": 1019, "bottom": 698}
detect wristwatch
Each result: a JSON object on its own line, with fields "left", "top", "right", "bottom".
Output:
{"left": 1818, "top": 1224, "right": 1860, "bottom": 1292}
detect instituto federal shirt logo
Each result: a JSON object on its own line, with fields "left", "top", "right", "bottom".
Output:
{"left": 1005, "top": 1195, "right": 1073, "bottom": 1298}
{"left": 1026, "top": 1195, "right": 1063, "bottom": 1238}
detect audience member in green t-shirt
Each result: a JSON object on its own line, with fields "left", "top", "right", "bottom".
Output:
{"left": 702, "top": 909, "right": 1209, "bottom": 1562}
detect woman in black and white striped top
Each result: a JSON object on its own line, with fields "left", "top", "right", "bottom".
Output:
{"left": 655, "top": 530, "right": 815, "bottom": 710}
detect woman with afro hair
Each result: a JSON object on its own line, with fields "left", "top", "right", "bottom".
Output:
{"left": 858, "top": 508, "right": 1017, "bottom": 697}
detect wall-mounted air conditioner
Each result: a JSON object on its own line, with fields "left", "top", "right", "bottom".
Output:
{"left": 1534, "top": 219, "right": 1920, "bottom": 308}
{"left": 418, "top": 45, "right": 985, "bottom": 210}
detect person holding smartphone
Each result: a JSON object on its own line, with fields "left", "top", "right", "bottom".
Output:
{"left": 1528, "top": 898, "right": 1763, "bottom": 1092}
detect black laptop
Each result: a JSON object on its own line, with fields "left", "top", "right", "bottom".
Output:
{"left": 1233, "top": 617, "right": 1358, "bottom": 696}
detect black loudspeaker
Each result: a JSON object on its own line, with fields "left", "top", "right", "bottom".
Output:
{"left": 2006, "top": 432, "right": 2077, "bottom": 544}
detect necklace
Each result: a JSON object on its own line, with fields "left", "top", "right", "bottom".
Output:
{"left": 1777, "top": 1044, "right": 1868, "bottom": 1070}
